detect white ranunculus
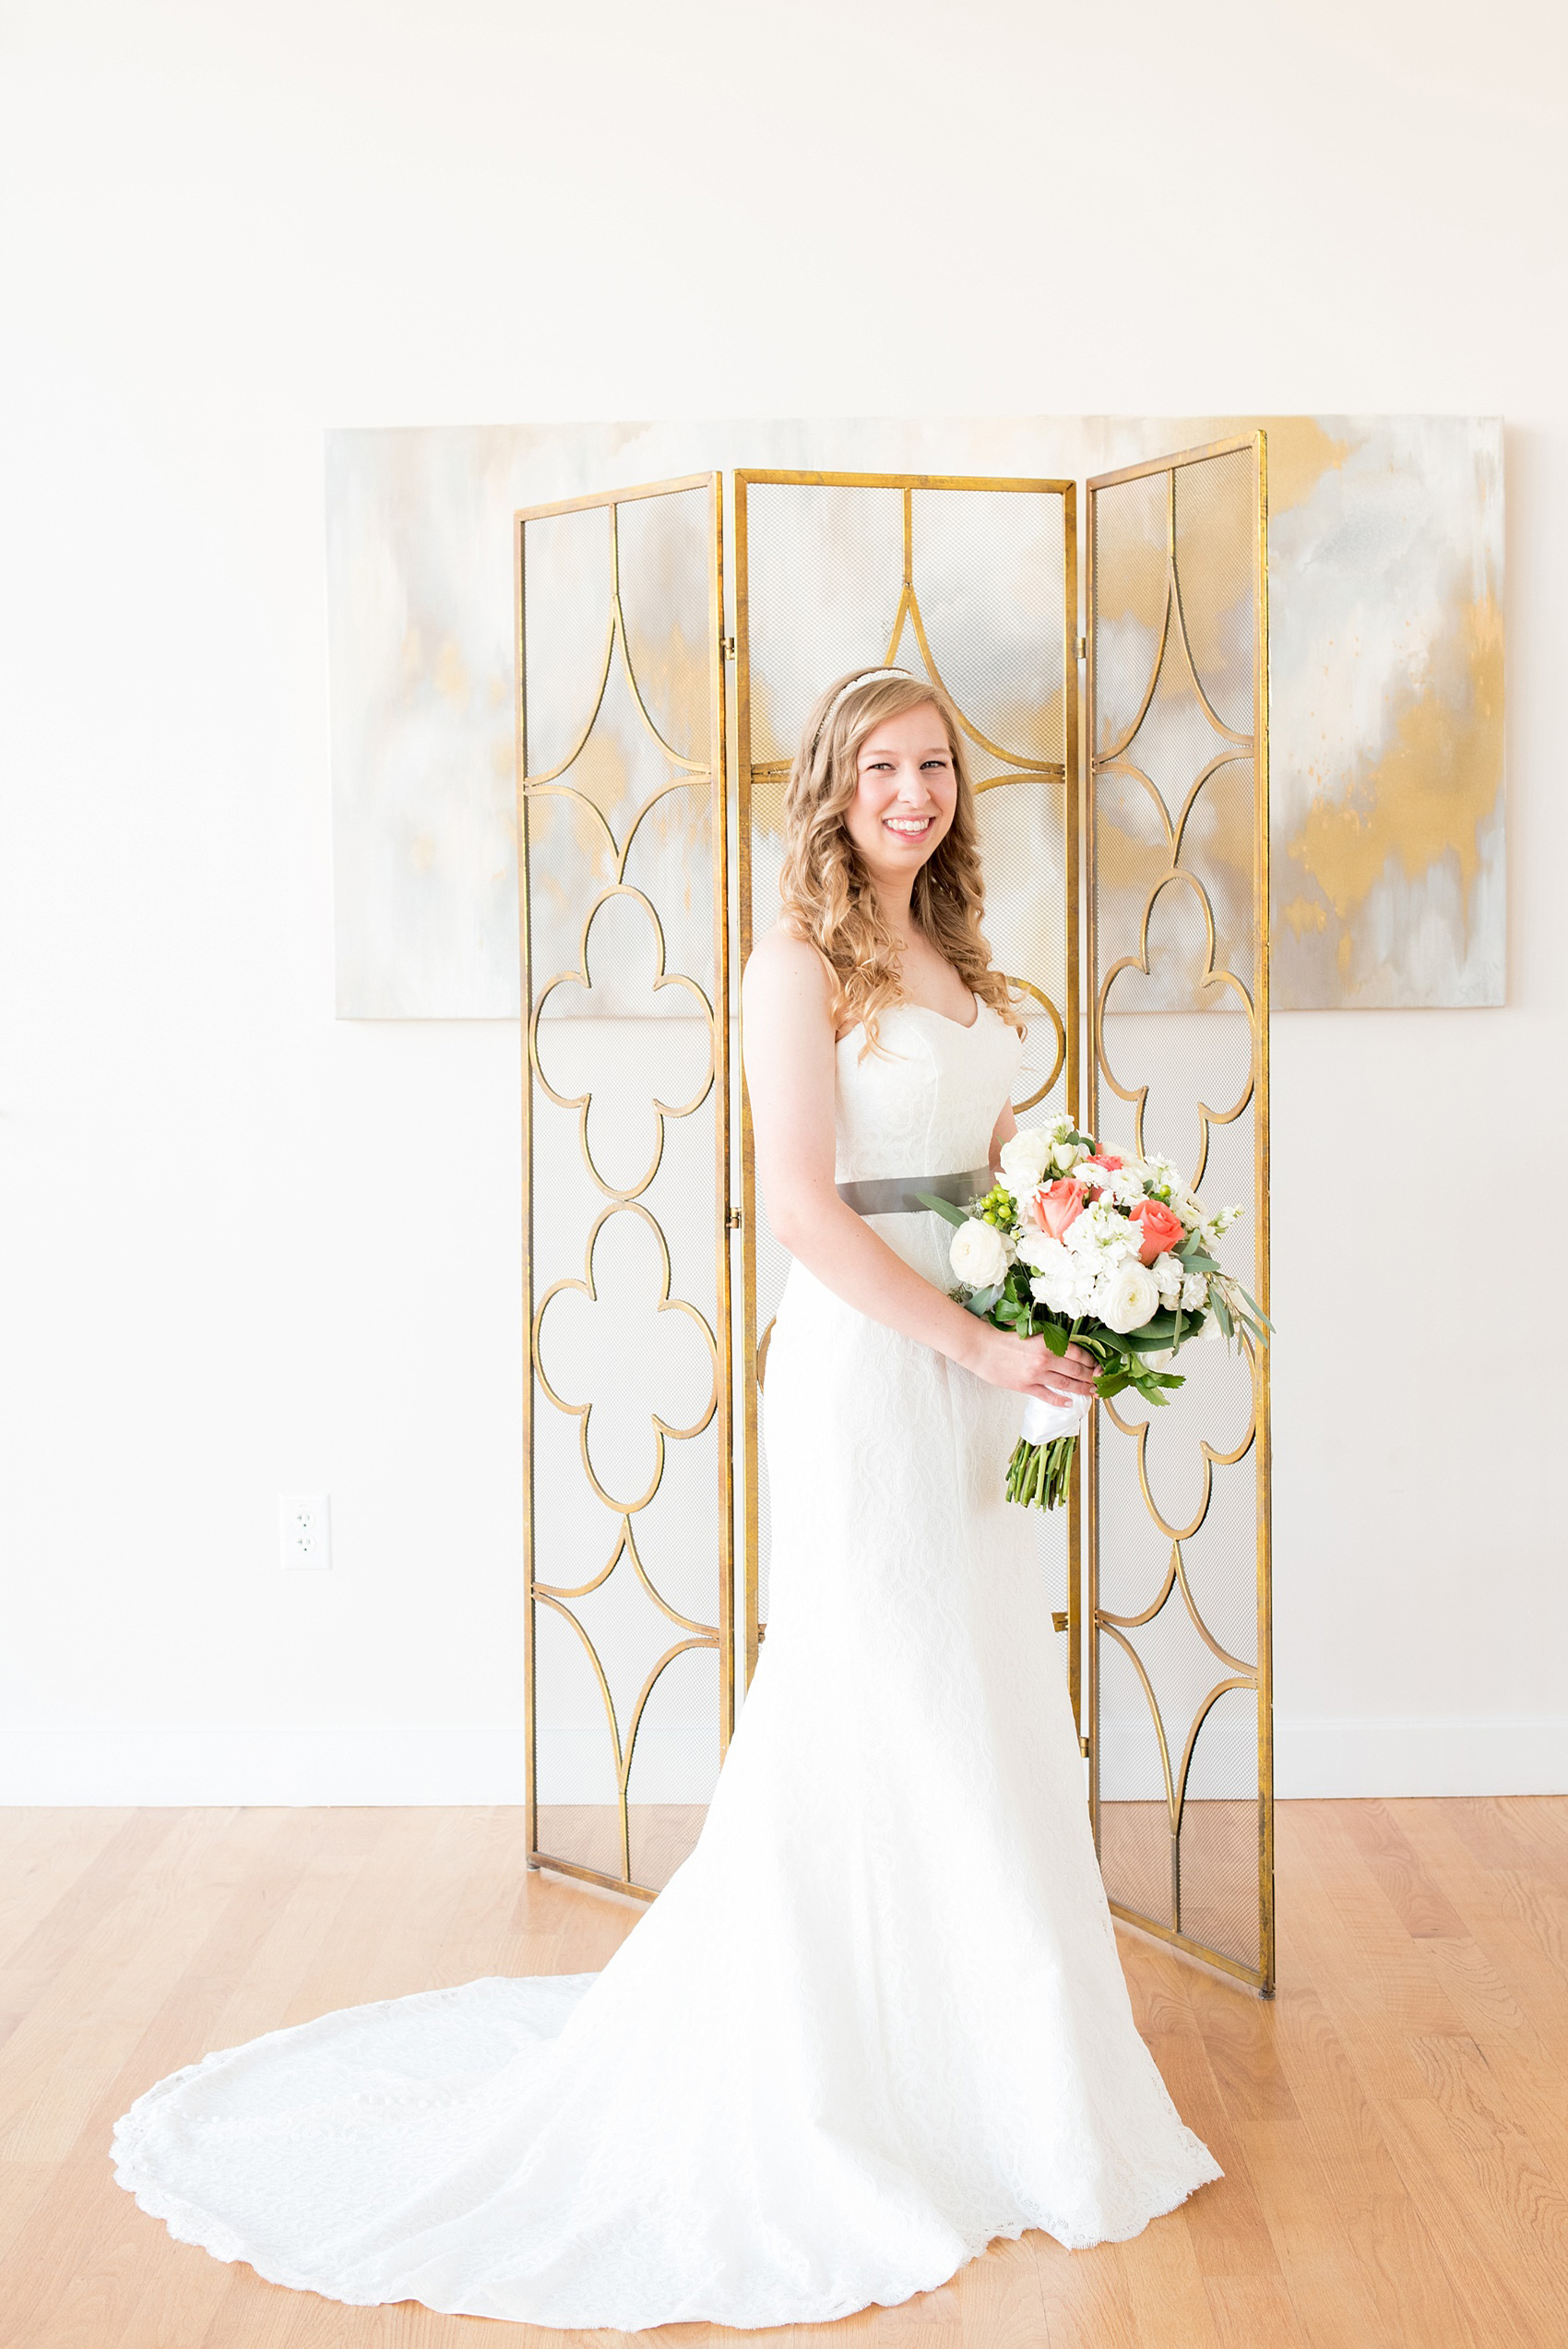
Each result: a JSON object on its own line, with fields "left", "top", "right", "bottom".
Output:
{"left": 1098, "top": 1257, "right": 1161, "bottom": 1332}
{"left": 1150, "top": 1250, "right": 1184, "bottom": 1302}
{"left": 950, "top": 1216, "right": 1010, "bottom": 1290}
{"left": 997, "top": 1128, "right": 1052, "bottom": 1192}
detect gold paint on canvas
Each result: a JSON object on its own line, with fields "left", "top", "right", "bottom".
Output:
{"left": 1284, "top": 594, "right": 1502, "bottom": 927}
{"left": 1259, "top": 416, "right": 1349, "bottom": 515}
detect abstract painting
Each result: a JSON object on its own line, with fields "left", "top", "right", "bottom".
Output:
{"left": 325, "top": 415, "right": 1504, "bottom": 1017}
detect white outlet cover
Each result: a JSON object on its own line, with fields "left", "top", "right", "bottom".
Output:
{"left": 279, "top": 1493, "right": 331, "bottom": 1571}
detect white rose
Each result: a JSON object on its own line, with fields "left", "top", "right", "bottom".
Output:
{"left": 997, "top": 1128, "right": 1052, "bottom": 1192}
{"left": 950, "top": 1217, "right": 1010, "bottom": 1290}
{"left": 1098, "top": 1257, "right": 1161, "bottom": 1332}
{"left": 1052, "top": 1138, "right": 1089, "bottom": 1172}
{"left": 1151, "top": 1250, "right": 1184, "bottom": 1302}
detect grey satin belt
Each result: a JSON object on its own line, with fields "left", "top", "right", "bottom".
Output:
{"left": 836, "top": 1164, "right": 993, "bottom": 1217}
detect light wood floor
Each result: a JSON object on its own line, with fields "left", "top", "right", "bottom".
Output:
{"left": 1, "top": 1798, "right": 1565, "bottom": 2347}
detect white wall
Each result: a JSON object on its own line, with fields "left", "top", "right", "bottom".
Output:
{"left": 2, "top": 0, "right": 1563, "bottom": 1803}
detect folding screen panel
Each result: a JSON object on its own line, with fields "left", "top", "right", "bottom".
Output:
{"left": 516, "top": 475, "right": 733, "bottom": 1899}
{"left": 732, "top": 472, "right": 1079, "bottom": 1708}
{"left": 1085, "top": 434, "right": 1274, "bottom": 1989}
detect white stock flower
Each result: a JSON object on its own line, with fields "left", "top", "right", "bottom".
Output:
{"left": 1099, "top": 1166, "right": 1148, "bottom": 1209}
{"left": 1026, "top": 1237, "right": 1082, "bottom": 1314}
{"left": 1151, "top": 1250, "right": 1184, "bottom": 1303}
{"left": 1063, "top": 1198, "right": 1139, "bottom": 1265}
{"left": 1180, "top": 1271, "right": 1210, "bottom": 1311}
{"left": 997, "top": 1128, "right": 1052, "bottom": 1192}
{"left": 1098, "top": 1258, "right": 1161, "bottom": 1332}
{"left": 950, "top": 1216, "right": 1010, "bottom": 1290}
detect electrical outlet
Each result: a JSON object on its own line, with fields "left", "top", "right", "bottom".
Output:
{"left": 279, "top": 1493, "right": 331, "bottom": 1571}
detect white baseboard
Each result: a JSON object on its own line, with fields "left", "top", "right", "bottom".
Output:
{"left": 1275, "top": 1714, "right": 1568, "bottom": 1799}
{"left": 1, "top": 1717, "right": 1564, "bottom": 1806}
{"left": 0, "top": 1726, "right": 717, "bottom": 1807}
{"left": 1099, "top": 1714, "right": 1568, "bottom": 1801}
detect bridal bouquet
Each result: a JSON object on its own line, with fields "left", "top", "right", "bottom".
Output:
{"left": 921, "top": 1115, "right": 1269, "bottom": 1511}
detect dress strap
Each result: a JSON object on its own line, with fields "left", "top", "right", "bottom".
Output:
{"left": 836, "top": 1164, "right": 992, "bottom": 1217}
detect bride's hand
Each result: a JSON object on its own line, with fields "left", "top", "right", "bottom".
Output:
{"left": 971, "top": 1326, "right": 1098, "bottom": 1408}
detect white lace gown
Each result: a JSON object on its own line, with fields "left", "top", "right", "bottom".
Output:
{"left": 113, "top": 997, "right": 1219, "bottom": 2330}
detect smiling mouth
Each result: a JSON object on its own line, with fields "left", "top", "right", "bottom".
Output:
{"left": 883, "top": 815, "right": 935, "bottom": 839}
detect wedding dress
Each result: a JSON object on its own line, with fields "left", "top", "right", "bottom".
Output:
{"left": 113, "top": 995, "right": 1219, "bottom": 2330}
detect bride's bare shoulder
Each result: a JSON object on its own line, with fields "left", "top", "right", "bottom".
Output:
{"left": 742, "top": 924, "right": 834, "bottom": 1023}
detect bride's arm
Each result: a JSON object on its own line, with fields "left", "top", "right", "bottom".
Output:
{"left": 741, "top": 932, "right": 1093, "bottom": 1408}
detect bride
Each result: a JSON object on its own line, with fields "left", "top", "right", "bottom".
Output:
{"left": 113, "top": 666, "right": 1220, "bottom": 2330}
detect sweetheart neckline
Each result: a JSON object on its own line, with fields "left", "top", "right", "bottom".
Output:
{"left": 836, "top": 993, "right": 987, "bottom": 1046}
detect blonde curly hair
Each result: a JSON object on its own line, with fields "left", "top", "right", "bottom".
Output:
{"left": 778, "top": 668, "right": 1019, "bottom": 1054}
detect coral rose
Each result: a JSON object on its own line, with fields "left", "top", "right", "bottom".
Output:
{"left": 1028, "top": 1177, "right": 1087, "bottom": 1242}
{"left": 1130, "top": 1198, "right": 1184, "bottom": 1267}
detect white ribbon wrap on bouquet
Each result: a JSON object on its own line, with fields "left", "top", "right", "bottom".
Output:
{"left": 1019, "top": 1391, "right": 1092, "bottom": 1445}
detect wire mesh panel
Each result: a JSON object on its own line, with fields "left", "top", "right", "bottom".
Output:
{"left": 1086, "top": 434, "right": 1273, "bottom": 1990}
{"left": 516, "top": 475, "right": 732, "bottom": 1900}
{"left": 733, "top": 472, "right": 1079, "bottom": 1711}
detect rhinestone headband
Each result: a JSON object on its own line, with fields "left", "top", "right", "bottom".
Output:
{"left": 823, "top": 666, "right": 912, "bottom": 723}
{"left": 809, "top": 666, "right": 915, "bottom": 757}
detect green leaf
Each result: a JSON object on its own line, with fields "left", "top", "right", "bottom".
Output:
{"left": 1036, "top": 1319, "right": 1069, "bottom": 1357}
{"left": 963, "top": 1284, "right": 1002, "bottom": 1317}
{"left": 915, "top": 1191, "right": 969, "bottom": 1227}
{"left": 1211, "top": 1289, "right": 1234, "bottom": 1341}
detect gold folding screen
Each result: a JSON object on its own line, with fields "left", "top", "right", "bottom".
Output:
{"left": 516, "top": 454, "right": 1271, "bottom": 1985}
{"left": 731, "top": 472, "right": 1080, "bottom": 1696}
{"left": 516, "top": 475, "right": 733, "bottom": 1900}
{"left": 1086, "top": 434, "right": 1273, "bottom": 1990}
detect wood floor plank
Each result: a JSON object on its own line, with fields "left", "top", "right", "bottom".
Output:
{"left": 1265, "top": 1934, "right": 1481, "bottom": 2349}
{"left": 1029, "top": 2236, "right": 1142, "bottom": 2349}
{"left": 955, "top": 2231, "right": 1050, "bottom": 2349}
{"left": 2, "top": 1798, "right": 1565, "bottom": 2347}
{"left": 0, "top": 1811, "right": 135, "bottom": 1973}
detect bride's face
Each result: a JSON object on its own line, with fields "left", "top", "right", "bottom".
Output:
{"left": 843, "top": 703, "right": 957, "bottom": 889}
